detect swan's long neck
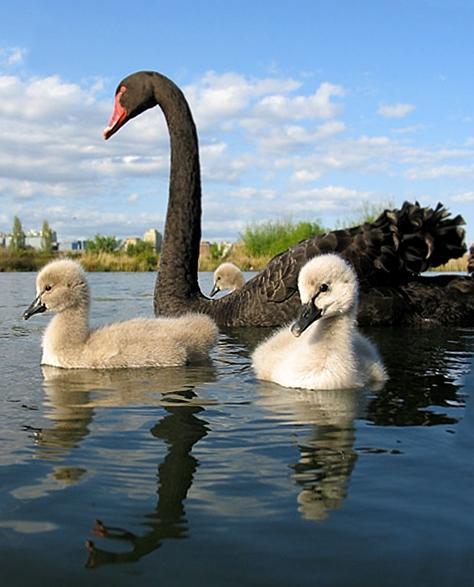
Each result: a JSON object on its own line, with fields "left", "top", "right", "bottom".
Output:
{"left": 151, "top": 73, "right": 203, "bottom": 314}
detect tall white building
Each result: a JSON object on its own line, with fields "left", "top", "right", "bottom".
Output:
{"left": 143, "top": 229, "right": 162, "bottom": 252}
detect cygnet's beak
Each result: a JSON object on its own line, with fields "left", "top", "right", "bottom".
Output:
{"left": 23, "top": 295, "right": 47, "bottom": 320}
{"left": 209, "top": 284, "right": 220, "bottom": 297}
{"left": 291, "top": 301, "right": 322, "bottom": 337}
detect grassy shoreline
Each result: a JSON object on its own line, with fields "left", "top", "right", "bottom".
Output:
{"left": 0, "top": 246, "right": 469, "bottom": 273}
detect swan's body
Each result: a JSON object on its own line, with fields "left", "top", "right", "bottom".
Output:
{"left": 23, "top": 260, "right": 218, "bottom": 369}
{"left": 210, "top": 262, "right": 245, "bottom": 297}
{"left": 104, "top": 70, "right": 474, "bottom": 327}
{"left": 252, "top": 254, "right": 387, "bottom": 390}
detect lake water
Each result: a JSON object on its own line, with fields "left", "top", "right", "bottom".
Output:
{"left": 0, "top": 271, "right": 473, "bottom": 587}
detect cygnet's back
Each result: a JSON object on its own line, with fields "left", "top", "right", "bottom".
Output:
{"left": 24, "top": 259, "right": 218, "bottom": 369}
{"left": 252, "top": 254, "right": 387, "bottom": 390}
{"left": 210, "top": 262, "right": 245, "bottom": 297}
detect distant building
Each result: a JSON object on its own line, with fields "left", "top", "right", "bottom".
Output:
{"left": 25, "top": 229, "right": 58, "bottom": 251}
{"left": 0, "top": 226, "right": 164, "bottom": 254}
{"left": 122, "top": 229, "right": 162, "bottom": 252}
{"left": 199, "top": 241, "right": 212, "bottom": 258}
{"left": 58, "top": 240, "right": 88, "bottom": 252}
{"left": 144, "top": 228, "right": 162, "bottom": 252}
{"left": 0, "top": 228, "right": 58, "bottom": 251}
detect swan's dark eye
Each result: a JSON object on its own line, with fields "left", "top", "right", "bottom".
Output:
{"left": 45, "top": 284, "right": 52, "bottom": 292}
{"left": 319, "top": 283, "right": 329, "bottom": 293}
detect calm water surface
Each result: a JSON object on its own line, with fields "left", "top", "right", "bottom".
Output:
{"left": 0, "top": 271, "right": 473, "bottom": 587}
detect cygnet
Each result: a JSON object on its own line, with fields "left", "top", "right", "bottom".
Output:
{"left": 23, "top": 259, "right": 218, "bottom": 369}
{"left": 252, "top": 254, "right": 387, "bottom": 390}
{"left": 209, "top": 262, "right": 245, "bottom": 297}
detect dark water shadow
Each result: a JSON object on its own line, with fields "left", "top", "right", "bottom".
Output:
{"left": 364, "top": 327, "right": 474, "bottom": 426}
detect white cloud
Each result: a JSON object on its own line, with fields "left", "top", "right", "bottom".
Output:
{"left": 247, "top": 120, "right": 346, "bottom": 155}
{"left": 292, "top": 169, "right": 323, "bottom": 183}
{"left": 254, "top": 82, "right": 346, "bottom": 121}
{"left": 378, "top": 102, "right": 415, "bottom": 118}
{"left": 451, "top": 191, "right": 474, "bottom": 203}
{"left": 0, "top": 47, "right": 26, "bottom": 68}
{"left": 405, "top": 164, "right": 474, "bottom": 180}
{"left": 290, "top": 185, "right": 373, "bottom": 211}
{"left": 276, "top": 134, "right": 397, "bottom": 182}
{"left": 229, "top": 187, "right": 277, "bottom": 200}
{"left": 391, "top": 124, "right": 424, "bottom": 135}
{"left": 0, "top": 74, "right": 102, "bottom": 121}
{"left": 185, "top": 71, "right": 301, "bottom": 130}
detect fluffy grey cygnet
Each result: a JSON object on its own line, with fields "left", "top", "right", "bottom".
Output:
{"left": 252, "top": 254, "right": 387, "bottom": 390}
{"left": 23, "top": 259, "right": 218, "bottom": 369}
{"left": 210, "top": 262, "right": 245, "bottom": 297}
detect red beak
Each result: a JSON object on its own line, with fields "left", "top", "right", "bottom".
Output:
{"left": 103, "top": 90, "right": 128, "bottom": 140}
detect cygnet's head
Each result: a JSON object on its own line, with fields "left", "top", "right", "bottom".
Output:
{"left": 291, "top": 254, "right": 359, "bottom": 337}
{"left": 23, "top": 259, "right": 89, "bottom": 320}
{"left": 210, "top": 262, "right": 245, "bottom": 297}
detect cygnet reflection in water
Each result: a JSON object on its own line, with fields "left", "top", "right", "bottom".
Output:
{"left": 257, "top": 380, "right": 368, "bottom": 521}
{"left": 41, "top": 363, "right": 218, "bottom": 410}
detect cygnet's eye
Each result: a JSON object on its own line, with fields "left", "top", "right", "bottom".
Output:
{"left": 44, "top": 284, "right": 52, "bottom": 292}
{"left": 319, "top": 283, "right": 329, "bottom": 293}
{"left": 217, "top": 276, "right": 221, "bottom": 281}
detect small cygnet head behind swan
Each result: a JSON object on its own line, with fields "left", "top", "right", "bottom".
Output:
{"left": 210, "top": 262, "right": 245, "bottom": 297}
{"left": 291, "top": 254, "right": 359, "bottom": 337}
{"left": 24, "top": 259, "right": 89, "bottom": 320}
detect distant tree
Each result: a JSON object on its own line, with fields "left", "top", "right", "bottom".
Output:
{"left": 209, "top": 242, "right": 223, "bottom": 260}
{"left": 41, "top": 220, "right": 54, "bottom": 253}
{"left": 125, "top": 240, "right": 155, "bottom": 256}
{"left": 9, "top": 216, "right": 25, "bottom": 251}
{"left": 86, "top": 234, "right": 121, "bottom": 253}
{"left": 125, "top": 240, "right": 157, "bottom": 268}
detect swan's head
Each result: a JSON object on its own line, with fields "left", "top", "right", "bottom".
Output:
{"left": 104, "top": 71, "right": 158, "bottom": 140}
{"left": 210, "top": 262, "right": 245, "bottom": 297}
{"left": 291, "top": 254, "right": 359, "bottom": 337}
{"left": 23, "top": 259, "right": 89, "bottom": 320}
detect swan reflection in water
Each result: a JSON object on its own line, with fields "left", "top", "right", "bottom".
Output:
{"left": 34, "top": 365, "right": 216, "bottom": 568}
{"left": 85, "top": 402, "right": 209, "bottom": 569}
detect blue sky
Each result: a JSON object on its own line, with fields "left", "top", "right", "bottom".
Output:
{"left": 1, "top": 0, "right": 473, "bottom": 245}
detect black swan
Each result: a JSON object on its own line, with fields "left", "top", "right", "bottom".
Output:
{"left": 104, "top": 71, "right": 474, "bottom": 327}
